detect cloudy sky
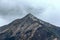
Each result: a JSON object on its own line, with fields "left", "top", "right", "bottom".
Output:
{"left": 0, "top": 0, "right": 60, "bottom": 27}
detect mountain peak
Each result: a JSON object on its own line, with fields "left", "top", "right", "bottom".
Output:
{"left": 27, "top": 13, "right": 33, "bottom": 16}
{"left": 26, "top": 13, "right": 34, "bottom": 17}
{"left": 24, "top": 13, "right": 39, "bottom": 21}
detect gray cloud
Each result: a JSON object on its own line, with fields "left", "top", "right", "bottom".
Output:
{"left": 0, "top": 0, "right": 60, "bottom": 27}
{"left": 0, "top": 0, "right": 45, "bottom": 26}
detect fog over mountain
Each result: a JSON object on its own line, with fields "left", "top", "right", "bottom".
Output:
{"left": 0, "top": 0, "right": 60, "bottom": 27}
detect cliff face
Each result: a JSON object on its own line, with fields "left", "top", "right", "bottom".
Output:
{"left": 0, "top": 13, "right": 60, "bottom": 40}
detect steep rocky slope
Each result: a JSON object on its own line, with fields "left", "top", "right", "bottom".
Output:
{"left": 0, "top": 13, "right": 60, "bottom": 40}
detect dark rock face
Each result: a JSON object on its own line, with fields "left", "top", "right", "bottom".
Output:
{"left": 0, "top": 13, "right": 60, "bottom": 40}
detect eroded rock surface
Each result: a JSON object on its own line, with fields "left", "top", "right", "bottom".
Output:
{"left": 0, "top": 13, "right": 60, "bottom": 40}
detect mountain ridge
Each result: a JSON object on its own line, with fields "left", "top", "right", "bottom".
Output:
{"left": 0, "top": 13, "right": 60, "bottom": 40}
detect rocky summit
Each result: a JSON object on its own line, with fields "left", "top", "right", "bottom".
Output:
{"left": 0, "top": 13, "right": 60, "bottom": 40}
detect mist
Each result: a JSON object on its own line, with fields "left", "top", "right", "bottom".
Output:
{"left": 0, "top": 0, "right": 60, "bottom": 27}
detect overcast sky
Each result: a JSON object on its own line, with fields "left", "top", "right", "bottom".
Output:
{"left": 0, "top": 0, "right": 60, "bottom": 27}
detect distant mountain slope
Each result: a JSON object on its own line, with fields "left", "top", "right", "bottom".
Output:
{"left": 0, "top": 13, "right": 60, "bottom": 40}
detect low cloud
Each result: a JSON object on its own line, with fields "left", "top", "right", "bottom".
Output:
{"left": 0, "top": 0, "right": 60, "bottom": 27}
